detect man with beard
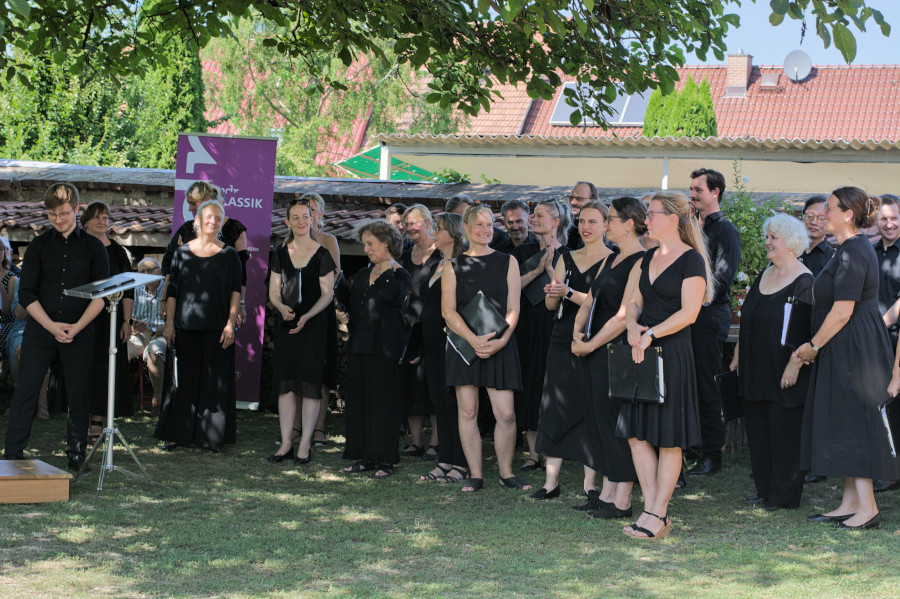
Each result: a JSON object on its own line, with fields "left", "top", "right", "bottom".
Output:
{"left": 493, "top": 200, "right": 535, "bottom": 254}
{"left": 563, "top": 181, "right": 598, "bottom": 250}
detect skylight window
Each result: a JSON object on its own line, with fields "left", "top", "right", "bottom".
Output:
{"left": 549, "top": 82, "right": 649, "bottom": 127}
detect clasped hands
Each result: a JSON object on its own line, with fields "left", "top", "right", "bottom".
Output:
{"left": 626, "top": 323, "right": 651, "bottom": 363}
{"left": 472, "top": 331, "right": 504, "bottom": 359}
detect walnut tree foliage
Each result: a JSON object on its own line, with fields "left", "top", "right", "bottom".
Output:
{"left": 0, "top": 1, "right": 891, "bottom": 129}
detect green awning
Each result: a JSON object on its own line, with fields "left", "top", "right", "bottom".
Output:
{"left": 334, "top": 146, "right": 433, "bottom": 181}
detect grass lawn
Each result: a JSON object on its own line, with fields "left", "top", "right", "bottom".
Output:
{"left": 2, "top": 395, "right": 899, "bottom": 599}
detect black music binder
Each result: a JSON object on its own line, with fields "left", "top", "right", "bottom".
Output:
{"left": 445, "top": 291, "right": 509, "bottom": 365}
{"left": 781, "top": 296, "right": 812, "bottom": 349}
{"left": 607, "top": 344, "right": 665, "bottom": 404}
{"left": 518, "top": 249, "right": 551, "bottom": 306}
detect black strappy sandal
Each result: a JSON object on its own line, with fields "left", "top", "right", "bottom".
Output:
{"left": 624, "top": 511, "right": 671, "bottom": 540}
{"left": 420, "top": 464, "right": 451, "bottom": 481}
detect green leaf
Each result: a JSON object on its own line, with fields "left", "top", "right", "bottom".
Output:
{"left": 832, "top": 22, "right": 857, "bottom": 63}
{"left": 770, "top": 0, "right": 790, "bottom": 15}
{"left": 769, "top": 12, "right": 785, "bottom": 26}
{"left": 7, "top": 0, "right": 30, "bottom": 18}
{"left": 52, "top": 51, "right": 66, "bottom": 65}
{"left": 787, "top": 3, "right": 803, "bottom": 20}
{"left": 425, "top": 92, "right": 442, "bottom": 103}
{"left": 478, "top": 0, "right": 490, "bottom": 15}
{"left": 568, "top": 110, "right": 582, "bottom": 126}
{"left": 816, "top": 20, "right": 832, "bottom": 48}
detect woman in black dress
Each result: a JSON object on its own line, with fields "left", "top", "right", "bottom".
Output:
{"left": 730, "top": 213, "right": 813, "bottom": 511}
{"left": 162, "top": 181, "right": 250, "bottom": 325}
{"left": 399, "top": 204, "right": 441, "bottom": 459}
{"left": 442, "top": 205, "right": 526, "bottom": 493}
{"left": 570, "top": 197, "right": 647, "bottom": 518}
{"left": 513, "top": 198, "right": 571, "bottom": 471}
{"left": 532, "top": 201, "right": 612, "bottom": 499}
{"left": 341, "top": 221, "right": 410, "bottom": 478}
{"left": 419, "top": 213, "right": 469, "bottom": 483}
{"left": 157, "top": 200, "right": 242, "bottom": 452}
{"left": 81, "top": 202, "right": 134, "bottom": 443}
{"left": 798, "top": 188, "right": 899, "bottom": 530}
{"left": 268, "top": 199, "right": 336, "bottom": 465}
{"left": 620, "top": 192, "right": 712, "bottom": 539}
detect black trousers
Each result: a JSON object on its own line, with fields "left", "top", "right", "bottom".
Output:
{"left": 422, "top": 337, "right": 466, "bottom": 467}
{"left": 4, "top": 321, "right": 94, "bottom": 458}
{"left": 342, "top": 353, "right": 402, "bottom": 466}
{"left": 743, "top": 399, "right": 804, "bottom": 507}
{"left": 691, "top": 304, "right": 729, "bottom": 460}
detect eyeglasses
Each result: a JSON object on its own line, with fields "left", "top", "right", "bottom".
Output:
{"left": 289, "top": 199, "right": 310, "bottom": 206}
{"left": 646, "top": 210, "right": 668, "bottom": 219}
{"left": 823, "top": 203, "right": 845, "bottom": 213}
{"left": 803, "top": 213, "right": 827, "bottom": 224}
{"left": 567, "top": 195, "right": 589, "bottom": 202}
{"left": 47, "top": 210, "right": 73, "bottom": 220}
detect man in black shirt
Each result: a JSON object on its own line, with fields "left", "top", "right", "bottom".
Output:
{"left": 687, "top": 168, "right": 741, "bottom": 476}
{"left": 563, "top": 181, "right": 598, "bottom": 250}
{"left": 3, "top": 183, "right": 109, "bottom": 471}
{"left": 798, "top": 196, "right": 835, "bottom": 277}
{"left": 492, "top": 200, "right": 536, "bottom": 254}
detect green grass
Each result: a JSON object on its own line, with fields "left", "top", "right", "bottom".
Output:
{"left": 1, "top": 397, "right": 899, "bottom": 599}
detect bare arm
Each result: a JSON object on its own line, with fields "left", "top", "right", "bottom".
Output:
{"left": 268, "top": 271, "right": 295, "bottom": 323}
{"left": 292, "top": 272, "right": 335, "bottom": 333}
{"left": 796, "top": 300, "right": 855, "bottom": 363}
{"left": 884, "top": 297, "right": 900, "bottom": 328}
{"left": 632, "top": 276, "right": 705, "bottom": 363}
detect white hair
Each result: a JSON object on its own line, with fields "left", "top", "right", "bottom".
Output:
{"left": 764, "top": 213, "right": 810, "bottom": 256}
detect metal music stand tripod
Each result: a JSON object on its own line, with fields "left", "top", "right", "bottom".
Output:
{"left": 64, "top": 272, "right": 164, "bottom": 491}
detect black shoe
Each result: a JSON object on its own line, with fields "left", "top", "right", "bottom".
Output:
{"left": 571, "top": 490, "right": 606, "bottom": 512}
{"left": 294, "top": 453, "right": 312, "bottom": 465}
{"left": 762, "top": 504, "right": 782, "bottom": 512}
{"left": 873, "top": 479, "right": 900, "bottom": 492}
{"left": 67, "top": 454, "right": 92, "bottom": 475}
{"left": 746, "top": 494, "right": 766, "bottom": 504}
{"left": 835, "top": 513, "right": 881, "bottom": 530}
{"left": 804, "top": 474, "right": 826, "bottom": 484}
{"left": 530, "top": 486, "right": 560, "bottom": 500}
{"left": 688, "top": 456, "right": 722, "bottom": 476}
{"left": 807, "top": 512, "right": 854, "bottom": 523}
{"left": 675, "top": 470, "right": 687, "bottom": 489}
{"left": 268, "top": 452, "right": 291, "bottom": 463}
{"left": 400, "top": 443, "right": 425, "bottom": 457}
{"left": 588, "top": 504, "right": 633, "bottom": 519}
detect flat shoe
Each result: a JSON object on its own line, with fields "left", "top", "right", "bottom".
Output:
{"left": 807, "top": 513, "right": 854, "bottom": 523}
{"left": 400, "top": 443, "right": 425, "bottom": 457}
{"left": 373, "top": 466, "right": 394, "bottom": 478}
{"left": 530, "top": 486, "right": 560, "bottom": 500}
{"left": 421, "top": 445, "right": 439, "bottom": 461}
{"left": 518, "top": 457, "right": 542, "bottom": 471}
{"left": 160, "top": 442, "right": 179, "bottom": 452}
{"left": 268, "top": 452, "right": 291, "bottom": 463}
{"left": 294, "top": 453, "right": 311, "bottom": 465}
{"left": 835, "top": 513, "right": 881, "bottom": 530}
{"left": 588, "top": 504, "right": 633, "bottom": 519}
{"left": 498, "top": 475, "right": 532, "bottom": 490}
{"left": 420, "top": 465, "right": 451, "bottom": 481}
{"left": 343, "top": 461, "right": 372, "bottom": 474}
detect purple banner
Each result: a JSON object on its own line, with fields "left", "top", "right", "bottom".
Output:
{"left": 174, "top": 134, "right": 277, "bottom": 407}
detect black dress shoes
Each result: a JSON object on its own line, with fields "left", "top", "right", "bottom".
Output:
{"left": 587, "top": 504, "right": 633, "bottom": 519}
{"left": 835, "top": 513, "right": 881, "bottom": 530}
{"left": 807, "top": 512, "right": 854, "bottom": 523}
{"left": 67, "top": 454, "right": 92, "bottom": 475}
{"left": 746, "top": 494, "right": 766, "bottom": 504}
{"left": 804, "top": 474, "right": 826, "bottom": 484}
{"left": 873, "top": 479, "right": 900, "bottom": 492}
{"left": 294, "top": 453, "right": 312, "bottom": 465}
{"left": 688, "top": 456, "right": 722, "bottom": 476}
{"left": 530, "top": 486, "right": 560, "bottom": 500}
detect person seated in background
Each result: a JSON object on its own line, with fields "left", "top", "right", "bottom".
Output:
{"left": 1, "top": 239, "right": 18, "bottom": 384}
{"left": 127, "top": 258, "right": 168, "bottom": 414}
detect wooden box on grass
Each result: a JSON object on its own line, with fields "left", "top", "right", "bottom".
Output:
{"left": 0, "top": 459, "right": 72, "bottom": 503}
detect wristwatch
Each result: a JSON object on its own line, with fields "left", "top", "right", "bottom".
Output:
{"left": 810, "top": 340, "right": 820, "bottom": 352}
{"left": 128, "top": 318, "right": 134, "bottom": 325}
{"left": 646, "top": 328, "right": 656, "bottom": 340}
{"left": 565, "top": 288, "right": 574, "bottom": 299}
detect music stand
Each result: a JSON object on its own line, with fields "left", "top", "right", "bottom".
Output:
{"left": 65, "top": 272, "right": 163, "bottom": 490}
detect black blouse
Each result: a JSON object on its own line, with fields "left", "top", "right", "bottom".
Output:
{"left": 270, "top": 245, "right": 336, "bottom": 329}
{"left": 167, "top": 245, "right": 242, "bottom": 330}
{"left": 347, "top": 265, "right": 411, "bottom": 360}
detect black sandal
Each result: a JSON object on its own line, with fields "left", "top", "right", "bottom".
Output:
{"left": 461, "top": 477, "right": 483, "bottom": 492}
{"left": 518, "top": 457, "right": 542, "bottom": 471}
{"left": 437, "top": 467, "right": 470, "bottom": 483}
{"left": 400, "top": 443, "right": 424, "bottom": 457}
{"left": 625, "top": 511, "right": 670, "bottom": 540}
{"left": 498, "top": 475, "right": 532, "bottom": 490}
{"left": 421, "top": 445, "right": 439, "bottom": 460}
{"left": 374, "top": 465, "right": 394, "bottom": 478}
{"left": 420, "top": 464, "right": 451, "bottom": 481}
{"left": 343, "top": 461, "right": 372, "bottom": 474}
{"left": 312, "top": 429, "right": 330, "bottom": 447}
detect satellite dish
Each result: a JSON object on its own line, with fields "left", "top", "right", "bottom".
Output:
{"left": 783, "top": 50, "right": 812, "bottom": 82}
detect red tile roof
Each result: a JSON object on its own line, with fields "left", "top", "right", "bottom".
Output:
{"left": 460, "top": 64, "right": 900, "bottom": 142}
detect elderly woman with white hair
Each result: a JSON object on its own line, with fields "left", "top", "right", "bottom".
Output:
{"left": 156, "top": 200, "right": 242, "bottom": 453}
{"left": 729, "top": 213, "right": 813, "bottom": 511}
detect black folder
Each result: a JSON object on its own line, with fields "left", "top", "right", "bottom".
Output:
{"left": 518, "top": 249, "right": 551, "bottom": 306}
{"left": 333, "top": 272, "right": 351, "bottom": 312}
{"left": 780, "top": 296, "right": 812, "bottom": 349}
{"left": 607, "top": 344, "right": 665, "bottom": 404}
{"left": 445, "top": 291, "right": 509, "bottom": 365}
{"left": 714, "top": 370, "right": 742, "bottom": 421}
{"left": 279, "top": 273, "right": 303, "bottom": 329}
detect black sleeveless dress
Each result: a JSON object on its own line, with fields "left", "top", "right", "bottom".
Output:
{"left": 400, "top": 247, "right": 441, "bottom": 416}
{"left": 582, "top": 250, "right": 644, "bottom": 481}
{"left": 270, "top": 245, "right": 336, "bottom": 398}
{"left": 535, "top": 251, "right": 606, "bottom": 465}
{"left": 445, "top": 251, "right": 522, "bottom": 390}
{"left": 616, "top": 248, "right": 704, "bottom": 449}
{"left": 512, "top": 242, "right": 570, "bottom": 430}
